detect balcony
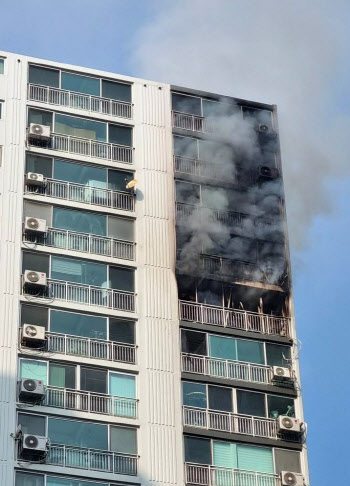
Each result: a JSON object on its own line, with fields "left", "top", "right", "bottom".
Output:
{"left": 28, "top": 83, "right": 133, "bottom": 119}
{"left": 28, "top": 133, "right": 133, "bottom": 165}
{"left": 45, "top": 444, "right": 137, "bottom": 475}
{"left": 45, "top": 332, "right": 136, "bottom": 364}
{"left": 23, "top": 279, "right": 135, "bottom": 312}
{"left": 185, "top": 463, "right": 278, "bottom": 486}
{"left": 24, "top": 227, "right": 135, "bottom": 261}
{"left": 41, "top": 386, "right": 137, "bottom": 418}
{"left": 25, "top": 178, "right": 135, "bottom": 212}
{"left": 179, "top": 301, "right": 291, "bottom": 338}
{"left": 181, "top": 354, "right": 271, "bottom": 385}
{"left": 176, "top": 202, "right": 248, "bottom": 227}
{"left": 172, "top": 112, "right": 213, "bottom": 133}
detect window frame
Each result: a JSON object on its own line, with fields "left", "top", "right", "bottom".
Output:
{"left": 15, "top": 471, "right": 115, "bottom": 486}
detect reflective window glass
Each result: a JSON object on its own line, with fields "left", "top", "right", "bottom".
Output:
{"left": 20, "top": 359, "right": 47, "bottom": 384}
{"left": 80, "top": 367, "right": 107, "bottom": 394}
{"left": 21, "top": 305, "right": 48, "bottom": 328}
{"left": 61, "top": 72, "right": 100, "bottom": 96}
{"left": 53, "top": 207, "right": 106, "bottom": 236}
{"left": 51, "top": 256, "right": 107, "bottom": 287}
{"left": 172, "top": 94, "right": 202, "bottom": 116}
{"left": 48, "top": 417, "right": 108, "bottom": 449}
{"left": 16, "top": 472, "right": 44, "bottom": 486}
{"left": 108, "top": 169, "right": 133, "bottom": 192}
{"left": 110, "top": 426, "right": 137, "bottom": 454}
{"left": 266, "top": 344, "right": 291, "bottom": 367}
{"left": 182, "top": 382, "right": 207, "bottom": 408}
{"left": 55, "top": 114, "right": 106, "bottom": 142}
{"left": 47, "top": 477, "right": 108, "bottom": 486}
{"left": 108, "top": 124, "right": 132, "bottom": 147}
{"left": 109, "top": 319, "right": 134, "bottom": 344}
{"left": 109, "top": 373, "right": 135, "bottom": 398}
{"left": 184, "top": 436, "right": 211, "bottom": 464}
{"left": 50, "top": 310, "right": 107, "bottom": 339}
{"left": 49, "top": 363, "right": 75, "bottom": 388}
{"left": 236, "top": 390, "right": 266, "bottom": 417}
{"left": 209, "top": 335, "right": 237, "bottom": 360}
{"left": 29, "top": 65, "right": 59, "bottom": 88}
{"left": 109, "top": 266, "right": 134, "bottom": 291}
{"left": 102, "top": 80, "right": 131, "bottom": 102}
{"left": 18, "top": 413, "right": 46, "bottom": 436}
{"left": 237, "top": 340, "right": 265, "bottom": 364}
{"left": 28, "top": 108, "right": 53, "bottom": 128}
{"left": 108, "top": 216, "right": 134, "bottom": 241}
{"left": 26, "top": 154, "right": 53, "bottom": 178}
{"left": 0, "top": 59, "right": 4, "bottom": 75}
{"left": 53, "top": 159, "right": 107, "bottom": 187}
{"left": 208, "top": 386, "right": 232, "bottom": 412}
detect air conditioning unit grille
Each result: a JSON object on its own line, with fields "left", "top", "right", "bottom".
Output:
{"left": 23, "top": 379, "right": 37, "bottom": 392}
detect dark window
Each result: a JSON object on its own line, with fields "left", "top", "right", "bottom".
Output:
{"left": 16, "top": 472, "right": 44, "bottom": 486}
{"left": 18, "top": 413, "right": 46, "bottom": 436}
{"left": 109, "top": 319, "right": 134, "bottom": 344}
{"left": 49, "top": 363, "right": 76, "bottom": 389}
{"left": 274, "top": 449, "right": 301, "bottom": 474}
{"left": 175, "top": 181, "right": 200, "bottom": 205}
{"left": 108, "top": 169, "right": 133, "bottom": 192}
{"left": 22, "top": 252, "right": 50, "bottom": 275}
{"left": 29, "top": 65, "right": 59, "bottom": 88}
{"left": 110, "top": 426, "right": 137, "bottom": 454}
{"left": 236, "top": 390, "right": 266, "bottom": 417}
{"left": 184, "top": 436, "right": 211, "bottom": 464}
{"left": 109, "top": 266, "right": 134, "bottom": 292}
{"left": 21, "top": 305, "right": 48, "bottom": 328}
{"left": 109, "top": 124, "right": 132, "bottom": 147}
{"left": 28, "top": 108, "right": 53, "bottom": 129}
{"left": 267, "top": 395, "right": 295, "bottom": 419}
{"left": 102, "top": 80, "right": 131, "bottom": 103}
{"left": 208, "top": 386, "right": 232, "bottom": 412}
{"left": 26, "top": 154, "right": 53, "bottom": 178}
{"left": 197, "top": 280, "right": 222, "bottom": 306}
{"left": 172, "top": 94, "right": 202, "bottom": 116}
{"left": 173, "top": 136, "right": 198, "bottom": 159}
{"left": 182, "top": 382, "right": 207, "bottom": 408}
{"left": 61, "top": 72, "right": 100, "bottom": 96}
{"left": 80, "top": 368, "right": 107, "bottom": 394}
{"left": 266, "top": 344, "right": 291, "bottom": 367}
{"left": 181, "top": 330, "right": 207, "bottom": 355}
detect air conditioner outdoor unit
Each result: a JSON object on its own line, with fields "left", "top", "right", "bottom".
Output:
{"left": 258, "top": 166, "right": 280, "bottom": 179}
{"left": 280, "top": 471, "right": 304, "bottom": 486}
{"left": 272, "top": 366, "right": 291, "bottom": 381}
{"left": 26, "top": 172, "right": 45, "bottom": 186}
{"left": 29, "top": 123, "right": 51, "bottom": 140}
{"left": 21, "top": 434, "right": 48, "bottom": 454}
{"left": 23, "top": 270, "right": 47, "bottom": 288}
{"left": 19, "top": 379, "right": 46, "bottom": 401}
{"left": 24, "top": 217, "right": 47, "bottom": 234}
{"left": 277, "top": 415, "right": 302, "bottom": 434}
{"left": 22, "top": 324, "right": 46, "bottom": 344}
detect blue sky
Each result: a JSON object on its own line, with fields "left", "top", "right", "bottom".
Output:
{"left": 1, "top": 1, "right": 349, "bottom": 483}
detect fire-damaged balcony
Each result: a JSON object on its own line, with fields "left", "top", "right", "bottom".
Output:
{"left": 176, "top": 202, "right": 248, "bottom": 228}
{"left": 185, "top": 463, "right": 279, "bottom": 486}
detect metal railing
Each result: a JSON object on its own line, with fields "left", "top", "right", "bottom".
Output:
{"left": 179, "top": 301, "right": 291, "bottom": 338}
{"left": 183, "top": 407, "right": 278, "bottom": 439}
{"left": 44, "top": 386, "right": 137, "bottom": 418}
{"left": 23, "top": 278, "right": 135, "bottom": 312}
{"left": 181, "top": 354, "right": 271, "bottom": 384}
{"left": 172, "top": 112, "right": 213, "bottom": 133}
{"left": 28, "top": 133, "right": 133, "bottom": 165}
{"left": 176, "top": 202, "right": 247, "bottom": 227}
{"left": 47, "top": 444, "right": 137, "bottom": 475}
{"left": 46, "top": 332, "right": 136, "bottom": 364}
{"left": 185, "top": 463, "right": 279, "bottom": 486}
{"left": 24, "top": 227, "right": 135, "bottom": 261}
{"left": 28, "top": 84, "right": 132, "bottom": 119}
{"left": 25, "top": 178, "right": 135, "bottom": 212}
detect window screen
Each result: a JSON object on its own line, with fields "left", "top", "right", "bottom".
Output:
{"left": 108, "top": 124, "right": 132, "bottom": 147}
{"left": 108, "top": 216, "right": 134, "bottom": 241}
{"left": 110, "top": 426, "right": 137, "bottom": 454}
{"left": 29, "top": 65, "right": 59, "bottom": 88}
{"left": 274, "top": 449, "right": 301, "bottom": 474}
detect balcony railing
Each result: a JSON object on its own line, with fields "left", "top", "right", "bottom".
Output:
{"left": 28, "top": 84, "right": 133, "bottom": 119}
{"left": 25, "top": 178, "right": 135, "bottom": 212}
{"left": 46, "top": 332, "right": 136, "bottom": 364}
{"left": 28, "top": 133, "right": 133, "bottom": 164}
{"left": 172, "top": 112, "right": 213, "bottom": 133}
{"left": 47, "top": 444, "right": 137, "bottom": 475}
{"left": 183, "top": 407, "right": 278, "bottom": 440}
{"left": 43, "top": 386, "right": 137, "bottom": 418}
{"left": 185, "top": 463, "right": 279, "bottom": 486}
{"left": 23, "top": 278, "right": 135, "bottom": 312}
{"left": 179, "top": 301, "right": 291, "bottom": 338}
{"left": 176, "top": 202, "right": 247, "bottom": 227}
{"left": 181, "top": 354, "right": 271, "bottom": 385}
{"left": 24, "top": 227, "right": 135, "bottom": 261}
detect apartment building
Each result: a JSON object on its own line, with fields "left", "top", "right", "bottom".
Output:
{"left": 0, "top": 51, "right": 309, "bottom": 486}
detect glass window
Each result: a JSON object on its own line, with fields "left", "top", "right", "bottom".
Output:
{"left": 176, "top": 181, "right": 200, "bottom": 205}
{"left": 0, "top": 102, "right": 3, "bottom": 119}
{"left": 109, "top": 266, "right": 134, "bottom": 292}
{"left": 266, "top": 344, "right": 291, "bottom": 367}
{"left": 109, "top": 319, "right": 134, "bottom": 344}
{"left": 237, "top": 390, "right": 266, "bottom": 417}
{"left": 0, "top": 59, "right": 4, "bottom": 75}
{"left": 50, "top": 310, "right": 107, "bottom": 339}
{"left": 181, "top": 330, "right": 207, "bottom": 355}
{"left": 53, "top": 207, "right": 106, "bottom": 236}
{"left": 28, "top": 108, "right": 53, "bottom": 128}
{"left": 237, "top": 340, "right": 265, "bottom": 364}
{"left": 110, "top": 426, "right": 137, "bottom": 454}
{"left": 20, "top": 359, "right": 47, "bottom": 384}
{"left": 61, "top": 72, "right": 100, "bottom": 96}
{"left": 49, "top": 363, "right": 75, "bottom": 389}
{"left": 80, "top": 368, "right": 107, "bottom": 394}
{"left": 109, "top": 373, "right": 135, "bottom": 398}
{"left": 208, "top": 386, "right": 232, "bottom": 412}
{"left": 51, "top": 256, "right": 107, "bottom": 287}
{"left": 21, "top": 305, "right": 48, "bottom": 328}
{"left": 22, "top": 252, "right": 50, "bottom": 274}
{"left": 48, "top": 417, "right": 108, "bottom": 449}
{"left": 47, "top": 477, "right": 108, "bottom": 486}
{"left": 108, "top": 216, "right": 134, "bottom": 241}
{"left": 55, "top": 114, "right": 106, "bottom": 142}
{"left": 237, "top": 444, "right": 274, "bottom": 473}
{"left": 26, "top": 154, "right": 53, "bottom": 178}
{"left": 53, "top": 159, "right": 107, "bottom": 188}
{"left": 29, "top": 65, "right": 59, "bottom": 88}
{"left": 209, "top": 335, "right": 237, "bottom": 360}
{"left": 173, "top": 136, "right": 198, "bottom": 159}
{"left": 182, "top": 382, "right": 207, "bottom": 408}
{"left": 23, "top": 201, "right": 52, "bottom": 226}
{"left": 172, "top": 93, "right": 202, "bottom": 116}
{"left": 108, "top": 124, "right": 132, "bottom": 147}
{"left": 184, "top": 436, "right": 211, "bottom": 464}
{"left": 213, "top": 441, "right": 237, "bottom": 468}
{"left": 108, "top": 169, "right": 133, "bottom": 192}
{"left": 16, "top": 472, "right": 44, "bottom": 486}
{"left": 102, "top": 80, "right": 131, "bottom": 103}
{"left": 18, "top": 413, "right": 46, "bottom": 436}
{"left": 267, "top": 395, "right": 295, "bottom": 419}
{"left": 274, "top": 449, "right": 301, "bottom": 474}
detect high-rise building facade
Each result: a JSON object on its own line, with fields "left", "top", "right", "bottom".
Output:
{"left": 0, "top": 51, "right": 309, "bottom": 486}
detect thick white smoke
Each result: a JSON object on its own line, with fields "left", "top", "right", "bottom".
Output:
{"left": 131, "top": 0, "right": 350, "bottom": 250}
